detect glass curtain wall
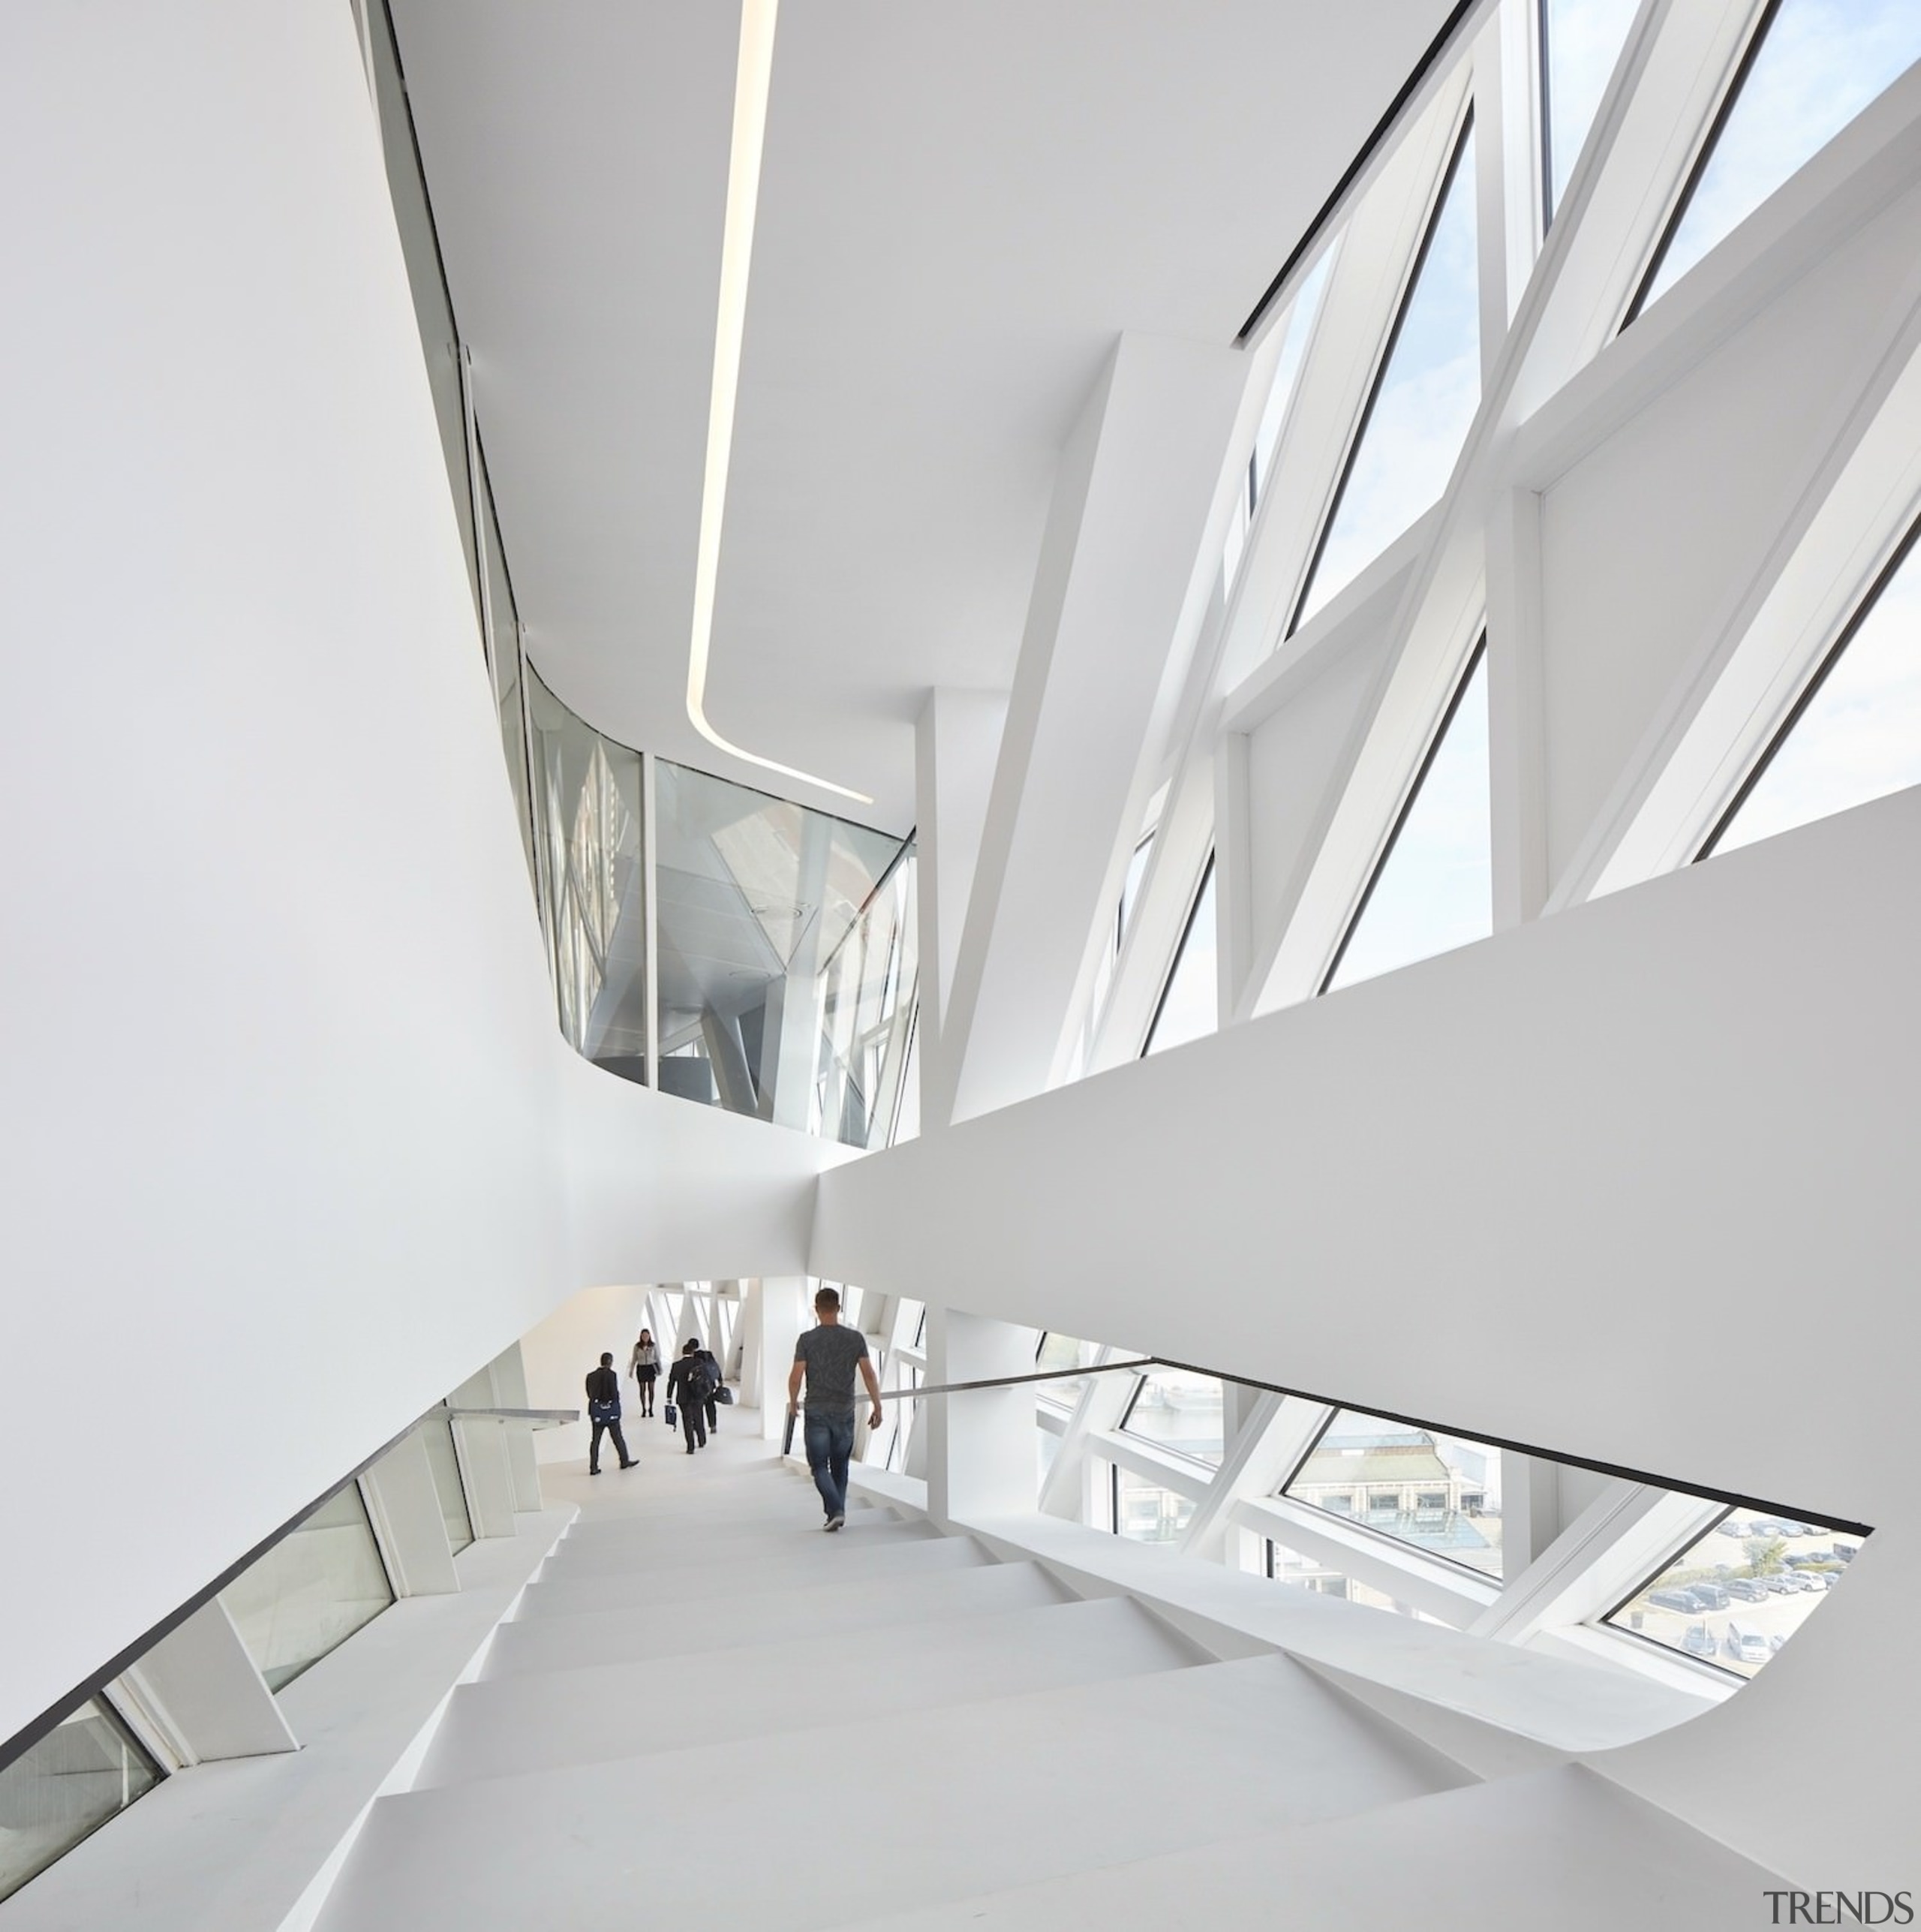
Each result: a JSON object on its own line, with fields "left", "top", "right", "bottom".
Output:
{"left": 0, "top": 1699, "right": 161, "bottom": 1905}
{"left": 653, "top": 758, "right": 912, "bottom": 1139}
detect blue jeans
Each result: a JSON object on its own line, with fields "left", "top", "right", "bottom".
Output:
{"left": 803, "top": 1409, "right": 855, "bottom": 1519}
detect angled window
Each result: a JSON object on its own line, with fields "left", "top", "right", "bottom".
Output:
{"left": 1282, "top": 1410, "right": 1505, "bottom": 1579}
{"left": 1109, "top": 1463, "right": 1196, "bottom": 1545}
{"left": 1541, "top": 0, "right": 1642, "bottom": 224}
{"left": 1704, "top": 517, "right": 1921, "bottom": 857}
{"left": 0, "top": 1696, "right": 161, "bottom": 1903}
{"left": 218, "top": 1483, "right": 395, "bottom": 1692}
{"left": 1295, "top": 114, "right": 1481, "bottom": 629}
{"left": 1119, "top": 1368, "right": 1226, "bottom": 1467}
{"left": 1225, "top": 251, "right": 1333, "bottom": 595}
{"left": 1323, "top": 644, "right": 1491, "bottom": 994}
{"left": 1634, "top": 0, "right": 1921, "bottom": 315}
{"left": 1141, "top": 856, "right": 1217, "bottom": 1056}
{"left": 1600, "top": 1506, "right": 1861, "bottom": 1678}
{"left": 1118, "top": 830, "right": 1156, "bottom": 949}
{"left": 1036, "top": 1332, "right": 1100, "bottom": 1414}
{"left": 1252, "top": 251, "right": 1336, "bottom": 508}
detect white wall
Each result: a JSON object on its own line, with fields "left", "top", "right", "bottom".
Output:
{"left": 0, "top": 0, "right": 840, "bottom": 1754}
{"left": 813, "top": 784, "right": 1921, "bottom": 1876}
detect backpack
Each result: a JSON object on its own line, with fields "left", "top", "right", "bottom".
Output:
{"left": 683, "top": 1354, "right": 716, "bottom": 1404}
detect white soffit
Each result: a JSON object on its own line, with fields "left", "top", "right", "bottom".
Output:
{"left": 392, "top": 1, "right": 1461, "bottom": 832}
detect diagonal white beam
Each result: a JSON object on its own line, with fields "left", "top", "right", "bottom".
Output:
{"left": 933, "top": 331, "right": 1255, "bottom": 1126}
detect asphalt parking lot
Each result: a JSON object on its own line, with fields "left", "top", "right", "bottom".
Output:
{"left": 1621, "top": 1528, "right": 1851, "bottom": 1678}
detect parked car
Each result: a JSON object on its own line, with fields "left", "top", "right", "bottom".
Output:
{"left": 1724, "top": 1624, "right": 1772, "bottom": 1665}
{"left": 1774, "top": 1522, "right": 1811, "bottom": 1539}
{"left": 1832, "top": 1543, "right": 1859, "bottom": 1563}
{"left": 1763, "top": 1573, "right": 1802, "bottom": 1594}
{"left": 1748, "top": 1519, "right": 1783, "bottom": 1537}
{"left": 1649, "top": 1587, "right": 1706, "bottom": 1614}
{"left": 1727, "top": 1578, "right": 1771, "bottom": 1603}
{"left": 1716, "top": 1519, "right": 1753, "bottom": 1538}
{"left": 1690, "top": 1581, "right": 1731, "bottom": 1609}
{"left": 1682, "top": 1624, "right": 1720, "bottom": 1660}
{"left": 1785, "top": 1553, "right": 1823, "bottom": 1568}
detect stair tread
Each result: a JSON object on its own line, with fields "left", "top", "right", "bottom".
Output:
{"left": 317, "top": 1655, "right": 1467, "bottom": 1931}
{"left": 482, "top": 1559, "right": 1075, "bottom": 1680}
{"left": 831, "top": 1765, "right": 1784, "bottom": 1930}
{"left": 511, "top": 1530, "right": 991, "bottom": 1617}
{"left": 538, "top": 1514, "right": 935, "bottom": 1579}
{"left": 420, "top": 1596, "right": 1208, "bottom": 1789}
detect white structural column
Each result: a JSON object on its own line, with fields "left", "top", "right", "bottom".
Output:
{"left": 361, "top": 1432, "right": 461, "bottom": 1595}
{"left": 924, "top": 1306, "right": 1040, "bottom": 1529}
{"left": 116, "top": 1600, "right": 297, "bottom": 1767}
{"left": 934, "top": 331, "right": 1254, "bottom": 1125}
{"left": 913, "top": 688, "right": 1008, "bottom": 1127}
{"left": 756, "top": 1276, "right": 807, "bottom": 1443}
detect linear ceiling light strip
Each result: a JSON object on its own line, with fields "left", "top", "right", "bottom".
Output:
{"left": 684, "top": 0, "right": 873, "bottom": 807}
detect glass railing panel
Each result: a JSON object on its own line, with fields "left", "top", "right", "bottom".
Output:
{"left": 0, "top": 1698, "right": 161, "bottom": 1904}
{"left": 218, "top": 1484, "right": 395, "bottom": 1692}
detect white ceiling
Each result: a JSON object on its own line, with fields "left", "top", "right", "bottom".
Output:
{"left": 392, "top": 0, "right": 1459, "bottom": 832}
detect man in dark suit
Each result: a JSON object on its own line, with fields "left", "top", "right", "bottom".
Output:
{"left": 585, "top": 1352, "right": 636, "bottom": 1475}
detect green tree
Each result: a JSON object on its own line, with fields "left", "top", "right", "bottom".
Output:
{"left": 1745, "top": 1535, "right": 1787, "bottom": 1575}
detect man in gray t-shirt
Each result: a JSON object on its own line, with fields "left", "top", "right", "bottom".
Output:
{"left": 788, "top": 1285, "right": 884, "bottom": 1530}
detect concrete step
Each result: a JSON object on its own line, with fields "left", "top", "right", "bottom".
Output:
{"left": 510, "top": 1527, "right": 993, "bottom": 1619}
{"left": 315, "top": 1654, "right": 1468, "bottom": 1931}
{"left": 419, "top": 1595, "right": 1209, "bottom": 1789}
{"left": 830, "top": 1765, "right": 1785, "bottom": 1931}
{"left": 537, "top": 1512, "right": 935, "bottom": 1581}
{"left": 481, "top": 1558, "right": 1077, "bottom": 1681}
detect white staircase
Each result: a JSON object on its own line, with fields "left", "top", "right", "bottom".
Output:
{"left": 310, "top": 1419, "right": 1779, "bottom": 1931}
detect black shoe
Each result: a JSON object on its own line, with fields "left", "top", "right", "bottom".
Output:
{"left": 590, "top": 1468, "right": 601, "bottom": 1476}
{"left": 685, "top": 1446, "right": 695, "bottom": 1455}
{"left": 619, "top": 1461, "right": 638, "bottom": 1470}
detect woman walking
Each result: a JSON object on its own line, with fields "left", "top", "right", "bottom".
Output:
{"left": 630, "top": 1328, "right": 662, "bottom": 1419}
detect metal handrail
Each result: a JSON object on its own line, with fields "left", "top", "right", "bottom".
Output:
{"left": 445, "top": 1406, "right": 579, "bottom": 1426}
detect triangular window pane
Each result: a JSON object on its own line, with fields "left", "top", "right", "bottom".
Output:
{"left": 1142, "top": 857, "right": 1216, "bottom": 1056}
{"left": 1281, "top": 1409, "right": 1505, "bottom": 1579}
{"left": 1324, "top": 647, "right": 1490, "bottom": 992}
{"left": 1542, "top": 0, "right": 1641, "bottom": 224}
{"left": 1706, "top": 520, "right": 1921, "bottom": 857}
{"left": 1638, "top": 0, "right": 1921, "bottom": 311}
{"left": 1296, "top": 119, "right": 1481, "bottom": 628}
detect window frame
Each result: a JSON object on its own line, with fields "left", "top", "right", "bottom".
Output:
{"left": 1695, "top": 508, "right": 1921, "bottom": 860}
{"left": 1620, "top": 0, "right": 1784, "bottom": 326}
{"left": 1288, "top": 102, "right": 1478, "bottom": 636}
{"left": 1139, "top": 850, "right": 1218, "bottom": 1057}
{"left": 1276, "top": 1405, "right": 1508, "bottom": 1587}
{"left": 1318, "top": 632, "right": 1489, "bottom": 995}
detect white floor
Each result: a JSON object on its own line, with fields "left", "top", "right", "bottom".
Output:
{"left": 308, "top": 1413, "right": 1782, "bottom": 1932}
